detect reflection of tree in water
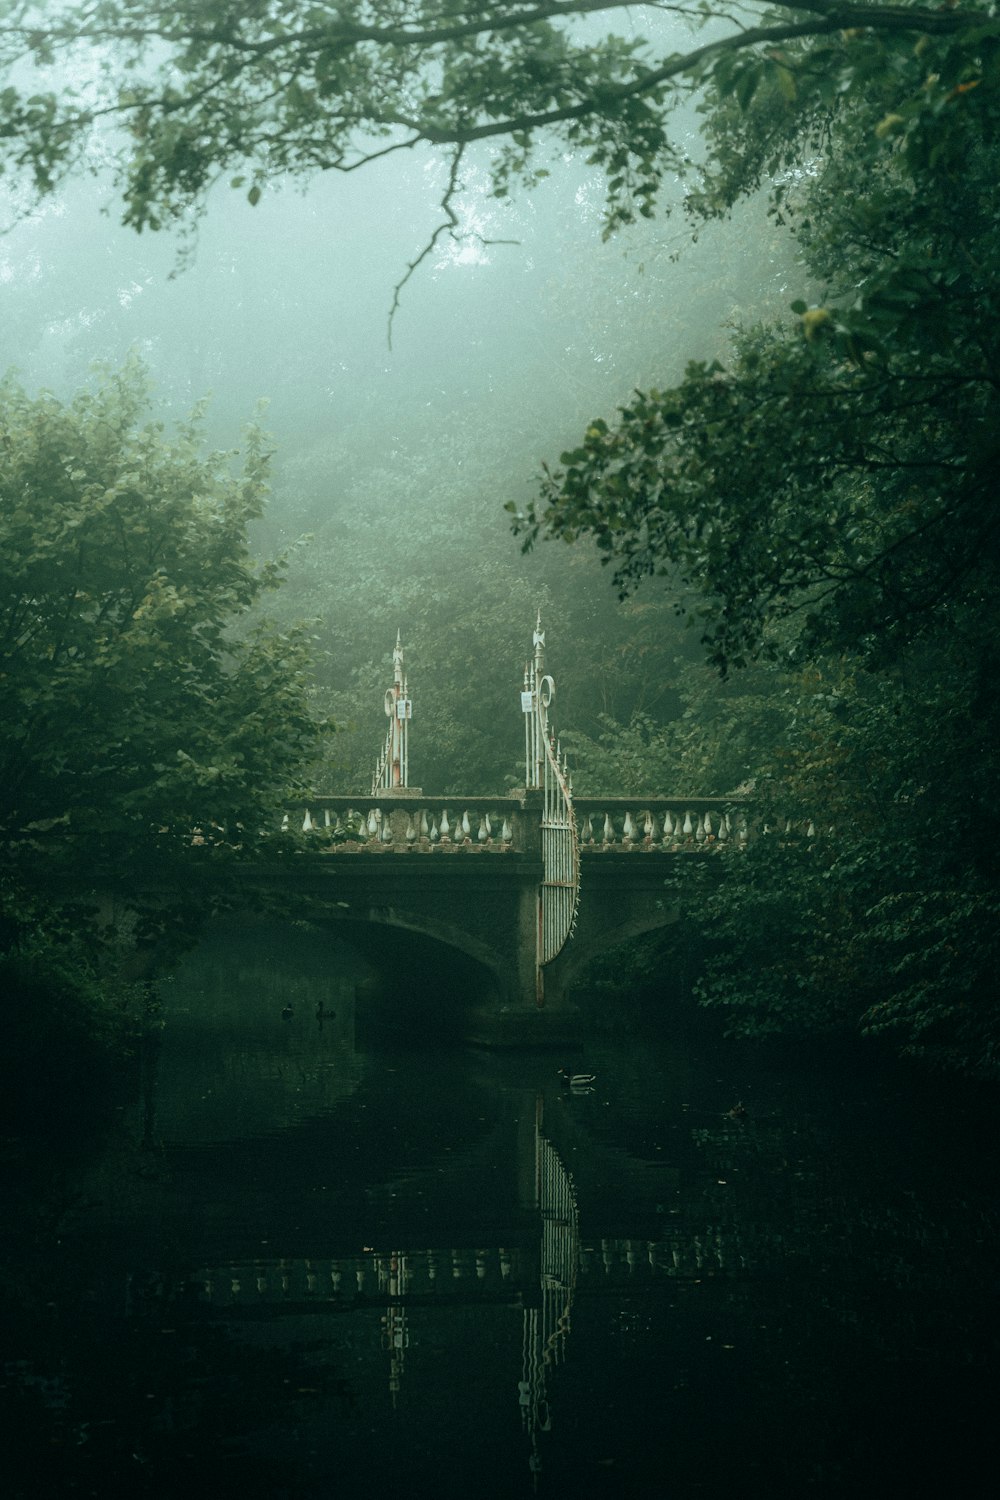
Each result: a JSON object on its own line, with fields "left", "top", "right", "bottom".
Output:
{"left": 150, "top": 942, "right": 364, "bottom": 1145}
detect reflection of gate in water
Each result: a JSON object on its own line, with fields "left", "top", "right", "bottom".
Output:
{"left": 519, "top": 1100, "right": 580, "bottom": 1480}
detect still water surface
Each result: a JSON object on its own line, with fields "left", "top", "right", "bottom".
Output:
{"left": 5, "top": 923, "right": 999, "bottom": 1498}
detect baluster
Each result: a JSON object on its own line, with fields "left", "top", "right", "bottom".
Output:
{"left": 281, "top": 814, "right": 290, "bottom": 832}
{"left": 477, "top": 814, "right": 489, "bottom": 843}
{"left": 439, "top": 809, "right": 451, "bottom": 841}
{"left": 367, "top": 808, "right": 380, "bottom": 839}
{"left": 500, "top": 816, "right": 513, "bottom": 845}
{"left": 623, "top": 811, "right": 636, "bottom": 845}
{"left": 302, "top": 809, "right": 314, "bottom": 832}
{"left": 602, "top": 812, "right": 615, "bottom": 846}
{"left": 405, "top": 814, "right": 417, "bottom": 844}
{"left": 704, "top": 811, "right": 714, "bottom": 841}
{"left": 662, "top": 809, "right": 674, "bottom": 844}
{"left": 643, "top": 811, "right": 656, "bottom": 845}
{"left": 460, "top": 810, "right": 472, "bottom": 842}
{"left": 682, "top": 810, "right": 694, "bottom": 839}
{"left": 695, "top": 814, "right": 706, "bottom": 844}
{"left": 429, "top": 816, "right": 440, "bottom": 844}
{"left": 380, "top": 813, "right": 394, "bottom": 844}
{"left": 717, "top": 812, "right": 729, "bottom": 843}
{"left": 581, "top": 813, "right": 593, "bottom": 844}
{"left": 419, "top": 809, "right": 430, "bottom": 841}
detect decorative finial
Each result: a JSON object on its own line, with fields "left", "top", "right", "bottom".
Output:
{"left": 533, "top": 609, "right": 544, "bottom": 652}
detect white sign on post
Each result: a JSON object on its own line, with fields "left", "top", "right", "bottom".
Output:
{"left": 520, "top": 691, "right": 534, "bottom": 714}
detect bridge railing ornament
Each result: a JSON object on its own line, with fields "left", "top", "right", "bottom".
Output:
{"left": 281, "top": 795, "right": 770, "bottom": 853}
{"left": 572, "top": 798, "right": 753, "bottom": 850}
{"left": 279, "top": 796, "right": 823, "bottom": 853}
{"left": 522, "top": 613, "right": 581, "bottom": 969}
{"left": 283, "top": 795, "right": 524, "bottom": 851}
{"left": 372, "top": 630, "right": 412, "bottom": 795}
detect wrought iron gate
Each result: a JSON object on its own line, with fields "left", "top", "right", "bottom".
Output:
{"left": 523, "top": 615, "right": 580, "bottom": 988}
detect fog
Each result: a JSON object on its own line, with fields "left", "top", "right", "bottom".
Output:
{"left": 1, "top": 101, "right": 797, "bottom": 793}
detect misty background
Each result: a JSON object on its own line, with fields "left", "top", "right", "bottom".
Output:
{"left": 1, "top": 102, "right": 797, "bottom": 794}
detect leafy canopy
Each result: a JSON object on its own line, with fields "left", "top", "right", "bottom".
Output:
{"left": 508, "top": 7, "right": 1000, "bottom": 671}
{"left": 0, "top": 360, "right": 327, "bottom": 890}
{"left": 0, "top": 4, "right": 994, "bottom": 287}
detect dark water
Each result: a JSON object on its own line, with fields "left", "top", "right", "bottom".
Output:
{"left": 3, "top": 922, "right": 999, "bottom": 1499}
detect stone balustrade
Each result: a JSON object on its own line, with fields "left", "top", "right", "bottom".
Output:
{"left": 572, "top": 798, "right": 819, "bottom": 849}
{"left": 572, "top": 797, "right": 752, "bottom": 852}
{"left": 281, "top": 794, "right": 529, "bottom": 853}
{"left": 277, "top": 794, "right": 818, "bottom": 854}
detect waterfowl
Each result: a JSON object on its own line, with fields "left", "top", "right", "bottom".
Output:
{"left": 281, "top": 1004, "right": 294, "bottom": 1020}
{"left": 558, "top": 1067, "right": 597, "bottom": 1088}
{"left": 726, "top": 1102, "right": 747, "bottom": 1120}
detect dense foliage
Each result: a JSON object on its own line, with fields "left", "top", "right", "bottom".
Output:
{"left": 519, "top": 48, "right": 1000, "bottom": 671}
{"left": 514, "top": 10, "right": 1000, "bottom": 1075}
{"left": 1, "top": 361, "right": 325, "bottom": 865}
{"left": 0, "top": 5, "right": 989, "bottom": 242}
{"left": 0, "top": 361, "right": 327, "bottom": 1112}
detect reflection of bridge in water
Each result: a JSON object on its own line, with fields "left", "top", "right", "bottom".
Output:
{"left": 182, "top": 1101, "right": 739, "bottom": 1487}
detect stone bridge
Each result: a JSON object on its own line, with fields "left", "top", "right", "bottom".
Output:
{"left": 242, "top": 791, "right": 758, "bottom": 1046}
{"left": 215, "top": 620, "right": 811, "bottom": 1046}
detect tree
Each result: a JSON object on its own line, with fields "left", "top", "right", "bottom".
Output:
{"left": 497, "top": 3, "right": 1000, "bottom": 1074}
{"left": 0, "top": 360, "right": 327, "bottom": 900}
{"left": 0, "top": 360, "right": 329, "bottom": 1125}
{"left": 0, "top": 4, "right": 993, "bottom": 295}
{"left": 513, "top": 27, "right": 1000, "bottom": 670}
{"left": 666, "top": 644, "right": 1000, "bottom": 1073}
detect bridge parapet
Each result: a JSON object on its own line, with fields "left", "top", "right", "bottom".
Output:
{"left": 573, "top": 797, "right": 753, "bottom": 852}
{"left": 278, "top": 794, "right": 819, "bottom": 855}
{"left": 279, "top": 794, "right": 820, "bottom": 854}
{"left": 283, "top": 794, "right": 532, "bottom": 853}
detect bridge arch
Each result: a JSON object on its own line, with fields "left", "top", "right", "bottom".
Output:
{"left": 319, "top": 902, "right": 503, "bottom": 976}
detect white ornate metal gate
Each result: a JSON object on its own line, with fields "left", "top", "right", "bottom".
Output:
{"left": 372, "top": 629, "right": 412, "bottom": 794}
{"left": 522, "top": 615, "right": 580, "bottom": 992}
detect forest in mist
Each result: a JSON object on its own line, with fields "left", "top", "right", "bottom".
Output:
{"left": 3, "top": 101, "right": 794, "bottom": 793}
{"left": 2, "top": 2, "right": 999, "bottom": 1083}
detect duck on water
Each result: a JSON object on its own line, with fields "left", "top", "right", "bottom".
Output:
{"left": 558, "top": 1067, "right": 597, "bottom": 1089}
